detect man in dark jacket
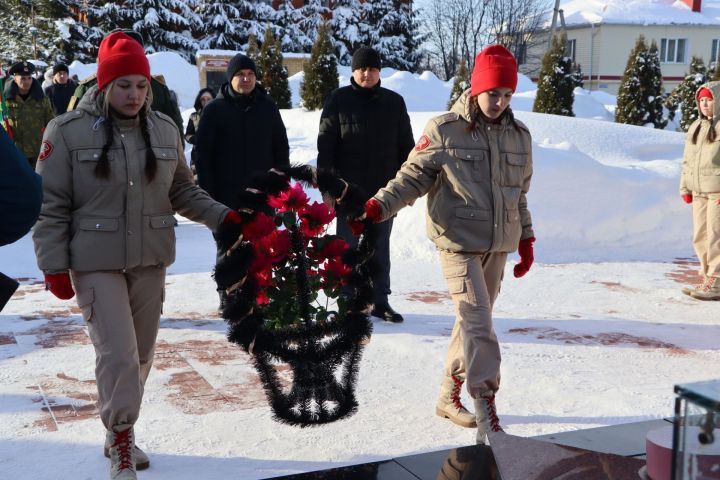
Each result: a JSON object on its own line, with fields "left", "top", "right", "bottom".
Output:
{"left": 195, "top": 53, "right": 290, "bottom": 307}
{"left": 317, "top": 46, "right": 415, "bottom": 323}
{"left": 0, "top": 126, "right": 42, "bottom": 311}
{"left": 44, "top": 63, "right": 77, "bottom": 115}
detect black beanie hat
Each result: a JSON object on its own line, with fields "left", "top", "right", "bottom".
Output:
{"left": 226, "top": 54, "right": 257, "bottom": 81}
{"left": 351, "top": 46, "right": 381, "bottom": 71}
{"left": 52, "top": 63, "right": 69, "bottom": 75}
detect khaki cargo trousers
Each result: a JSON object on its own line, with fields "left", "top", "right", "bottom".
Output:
{"left": 439, "top": 251, "right": 507, "bottom": 399}
{"left": 692, "top": 193, "right": 720, "bottom": 278}
{"left": 71, "top": 265, "right": 166, "bottom": 429}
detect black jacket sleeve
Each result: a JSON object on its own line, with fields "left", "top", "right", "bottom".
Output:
{"left": 185, "top": 114, "right": 197, "bottom": 145}
{"left": 195, "top": 105, "right": 218, "bottom": 198}
{"left": 396, "top": 96, "right": 415, "bottom": 168}
{"left": 0, "top": 127, "right": 42, "bottom": 246}
{"left": 271, "top": 105, "right": 290, "bottom": 168}
{"left": 317, "top": 92, "right": 339, "bottom": 172}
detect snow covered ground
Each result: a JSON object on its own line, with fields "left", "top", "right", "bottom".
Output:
{"left": 2, "top": 55, "right": 718, "bottom": 479}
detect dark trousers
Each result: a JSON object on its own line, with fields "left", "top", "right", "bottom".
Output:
{"left": 336, "top": 217, "right": 393, "bottom": 305}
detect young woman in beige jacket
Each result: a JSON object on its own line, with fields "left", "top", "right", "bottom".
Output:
{"left": 355, "top": 45, "right": 535, "bottom": 445}
{"left": 32, "top": 32, "right": 241, "bottom": 480}
{"left": 680, "top": 82, "right": 720, "bottom": 300}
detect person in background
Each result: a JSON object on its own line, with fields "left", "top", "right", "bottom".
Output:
{"left": 679, "top": 82, "right": 720, "bottom": 301}
{"left": 195, "top": 53, "right": 289, "bottom": 310}
{"left": 0, "top": 126, "right": 42, "bottom": 312}
{"left": 32, "top": 32, "right": 241, "bottom": 479}
{"left": 354, "top": 45, "right": 535, "bottom": 445}
{"left": 44, "top": 63, "right": 78, "bottom": 116}
{"left": 67, "top": 29, "right": 184, "bottom": 138}
{"left": 317, "top": 46, "right": 415, "bottom": 324}
{"left": 3, "top": 61, "right": 54, "bottom": 168}
{"left": 185, "top": 87, "right": 215, "bottom": 181}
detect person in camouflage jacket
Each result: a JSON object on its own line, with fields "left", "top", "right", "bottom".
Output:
{"left": 3, "top": 61, "right": 54, "bottom": 168}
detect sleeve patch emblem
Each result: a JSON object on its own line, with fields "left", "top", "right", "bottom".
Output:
{"left": 415, "top": 135, "right": 431, "bottom": 151}
{"left": 38, "top": 140, "right": 54, "bottom": 161}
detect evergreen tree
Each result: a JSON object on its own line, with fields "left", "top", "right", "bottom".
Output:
{"left": 615, "top": 36, "right": 667, "bottom": 128}
{"left": 258, "top": 28, "right": 292, "bottom": 109}
{"left": 0, "top": 0, "right": 62, "bottom": 64}
{"left": 533, "top": 34, "right": 578, "bottom": 117}
{"left": 297, "top": 0, "right": 330, "bottom": 54}
{"left": 300, "top": 22, "right": 338, "bottom": 110}
{"left": 330, "top": 0, "right": 366, "bottom": 66}
{"left": 447, "top": 58, "right": 470, "bottom": 109}
{"left": 666, "top": 56, "right": 709, "bottom": 131}
{"left": 247, "top": 34, "right": 261, "bottom": 78}
{"left": 103, "top": 0, "right": 200, "bottom": 61}
{"left": 643, "top": 40, "right": 667, "bottom": 129}
{"left": 275, "top": 0, "right": 306, "bottom": 53}
{"left": 364, "top": 0, "right": 422, "bottom": 71}
{"left": 194, "top": 0, "right": 247, "bottom": 50}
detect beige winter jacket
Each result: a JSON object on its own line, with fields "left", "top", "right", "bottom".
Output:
{"left": 33, "top": 85, "right": 230, "bottom": 273}
{"left": 680, "top": 81, "right": 720, "bottom": 195}
{"left": 373, "top": 89, "right": 534, "bottom": 253}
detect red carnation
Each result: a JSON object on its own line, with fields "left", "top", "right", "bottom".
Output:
{"left": 256, "top": 290, "right": 270, "bottom": 305}
{"left": 309, "top": 238, "right": 349, "bottom": 262}
{"left": 300, "top": 202, "right": 336, "bottom": 237}
{"left": 256, "top": 229, "right": 291, "bottom": 264}
{"left": 320, "top": 258, "right": 352, "bottom": 289}
{"left": 241, "top": 212, "right": 276, "bottom": 241}
{"left": 267, "top": 182, "right": 310, "bottom": 213}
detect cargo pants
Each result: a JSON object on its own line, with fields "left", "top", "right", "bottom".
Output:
{"left": 71, "top": 265, "right": 166, "bottom": 429}
{"left": 692, "top": 193, "right": 720, "bottom": 278}
{"left": 439, "top": 250, "right": 506, "bottom": 399}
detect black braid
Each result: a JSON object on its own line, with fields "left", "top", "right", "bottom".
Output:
{"left": 139, "top": 109, "right": 157, "bottom": 182}
{"left": 95, "top": 115, "right": 113, "bottom": 179}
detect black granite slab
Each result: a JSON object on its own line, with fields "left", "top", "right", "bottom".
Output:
{"left": 533, "top": 418, "right": 671, "bottom": 457}
{"left": 267, "top": 459, "right": 420, "bottom": 479}
{"left": 395, "top": 444, "right": 499, "bottom": 480}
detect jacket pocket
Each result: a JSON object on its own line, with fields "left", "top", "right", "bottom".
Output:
{"left": 448, "top": 148, "right": 490, "bottom": 182}
{"left": 150, "top": 146, "right": 178, "bottom": 184}
{"left": 502, "top": 152, "right": 528, "bottom": 187}
{"left": 142, "top": 213, "right": 177, "bottom": 267}
{"left": 78, "top": 218, "right": 119, "bottom": 232}
{"left": 75, "top": 148, "right": 126, "bottom": 185}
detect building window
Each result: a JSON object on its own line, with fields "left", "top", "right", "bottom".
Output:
{"left": 515, "top": 42, "right": 527, "bottom": 65}
{"left": 565, "top": 39, "right": 576, "bottom": 62}
{"left": 660, "top": 38, "right": 687, "bottom": 63}
{"left": 712, "top": 39, "right": 720, "bottom": 65}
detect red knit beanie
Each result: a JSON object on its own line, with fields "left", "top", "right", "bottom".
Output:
{"left": 697, "top": 87, "right": 713, "bottom": 100}
{"left": 471, "top": 45, "right": 518, "bottom": 96}
{"left": 97, "top": 32, "right": 151, "bottom": 92}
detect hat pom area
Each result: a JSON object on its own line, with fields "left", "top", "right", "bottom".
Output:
{"left": 470, "top": 44, "right": 518, "bottom": 96}
{"left": 96, "top": 31, "right": 151, "bottom": 92}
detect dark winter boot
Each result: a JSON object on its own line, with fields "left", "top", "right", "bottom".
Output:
{"left": 474, "top": 394, "right": 504, "bottom": 445}
{"left": 370, "top": 302, "right": 404, "bottom": 323}
{"left": 104, "top": 428, "right": 149, "bottom": 470}
{"left": 682, "top": 276, "right": 708, "bottom": 296}
{"left": 107, "top": 425, "right": 137, "bottom": 479}
{"left": 436, "top": 374, "right": 477, "bottom": 428}
{"left": 690, "top": 276, "right": 720, "bottom": 300}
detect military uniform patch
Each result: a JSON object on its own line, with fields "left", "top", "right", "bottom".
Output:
{"left": 415, "top": 135, "right": 431, "bottom": 151}
{"left": 38, "top": 140, "right": 54, "bottom": 161}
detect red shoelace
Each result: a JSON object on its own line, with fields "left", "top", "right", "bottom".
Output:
{"left": 112, "top": 429, "right": 134, "bottom": 471}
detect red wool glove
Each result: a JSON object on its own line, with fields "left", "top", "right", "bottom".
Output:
{"left": 348, "top": 199, "right": 383, "bottom": 236}
{"left": 44, "top": 272, "right": 75, "bottom": 300}
{"left": 681, "top": 193, "right": 693, "bottom": 204}
{"left": 224, "top": 210, "right": 242, "bottom": 224}
{"left": 513, "top": 237, "right": 535, "bottom": 279}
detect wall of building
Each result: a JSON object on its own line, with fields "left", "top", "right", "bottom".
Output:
{"left": 522, "top": 23, "right": 720, "bottom": 95}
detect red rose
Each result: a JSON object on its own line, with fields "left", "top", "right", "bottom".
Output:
{"left": 300, "top": 202, "right": 336, "bottom": 237}
{"left": 309, "top": 238, "right": 349, "bottom": 262}
{"left": 241, "top": 212, "right": 276, "bottom": 241}
{"left": 256, "top": 290, "right": 270, "bottom": 305}
{"left": 256, "top": 229, "right": 291, "bottom": 264}
{"left": 320, "top": 258, "right": 352, "bottom": 289}
{"left": 267, "top": 182, "right": 310, "bottom": 213}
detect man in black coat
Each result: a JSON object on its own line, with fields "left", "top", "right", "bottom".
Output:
{"left": 0, "top": 126, "right": 42, "bottom": 311}
{"left": 43, "top": 63, "right": 77, "bottom": 116}
{"left": 317, "top": 46, "right": 415, "bottom": 323}
{"left": 195, "top": 53, "right": 290, "bottom": 308}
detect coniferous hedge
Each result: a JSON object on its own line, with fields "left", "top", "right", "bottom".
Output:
{"left": 300, "top": 22, "right": 339, "bottom": 111}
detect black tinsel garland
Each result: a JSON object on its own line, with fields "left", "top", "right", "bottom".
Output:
{"left": 215, "top": 165, "right": 377, "bottom": 426}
